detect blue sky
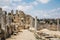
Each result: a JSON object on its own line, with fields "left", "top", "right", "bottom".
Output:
{"left": 0, "top": 0, "right": 60, "bottom": 19}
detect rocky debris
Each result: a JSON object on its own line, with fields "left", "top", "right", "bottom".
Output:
{"left": 49, "top": 38, "right": 60, "bottom": 40}
{"left": 34, "top": 29, "right": 60, "bottom": 40}
{"left": 38, "top": 29, "right": 60, "bottom": 38}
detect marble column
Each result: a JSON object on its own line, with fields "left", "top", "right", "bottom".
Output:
{"left": 35, "top": 16, "right": 37, "bottom": 30}
{"left": 30, "top": 17, "right": 33, "bottom": 27}
{"left": 57, "top": 19, "right": 59, "bottom": 31}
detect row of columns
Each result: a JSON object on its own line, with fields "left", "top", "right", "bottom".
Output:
{"left": 34, "top": 16, "right": 60, "bottom": 31}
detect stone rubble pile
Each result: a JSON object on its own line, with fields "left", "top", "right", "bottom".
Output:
{"left": 36, "top": 29, "right": 60, "bottom": 40}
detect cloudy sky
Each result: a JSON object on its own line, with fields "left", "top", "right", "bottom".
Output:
{"left": 0, "top": 0, "right": 60, "bottom": 19}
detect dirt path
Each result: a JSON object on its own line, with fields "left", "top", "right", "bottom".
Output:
{"left": 6, "top": 30, "right": 37, "bottom": 40}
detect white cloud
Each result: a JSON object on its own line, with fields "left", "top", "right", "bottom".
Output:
{"left": 37, "top": 0, "right": 50, "bottom": 3}
{"left": 31, "top": 1, "right": 38, "bottom": 6}
{"left": 13, "top": 0, "right": 22, "bottom": 1}
{"left": 49, "top": 8, "right": 60, "bottom": 13}
{"left": 47, "top": 8, "right": 60, "bottom": 18}
{"left": 30, "top": 10, "right": 50, "bottom": 18}
{"left": 0, "top": 0, "right": 22, "bottom": 2}
{"left": 2, "top": 6, "right": 9, "bottom": 10}
{"left": 4, "top": 0, "right": 9, "bottom": 2}
{"left": 0, "top": 0, "right": 10, "bottom": 3}
{"left": 21, "top": 1, "right": 38, "bottom": 6}
{"left": 17, "top": 5, "right": 33, "bottom": 11}
{"left": 30, "top": 7, "right": 60, "bottom": 19}
{"left": 0, "top": 0, "right": 22, "bottom": 5}
{"left": 1, "top": 6, "right": 12, "bottom": 12}
{"left": 34, "top": 1, "right": 38, "bottom": 5}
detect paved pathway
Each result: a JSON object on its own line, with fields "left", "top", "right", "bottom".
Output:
{"left": 6, "top": 30, "right": 37, "bottom": 40}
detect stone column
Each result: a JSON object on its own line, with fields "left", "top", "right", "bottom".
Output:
{"left": 16, "top": 10, "right": 18, "bottom": 14}
{"left": 35, "top": 16, "right": 37, "bottom": 30}
{"left": 30, "top": 17, "right": 33, "bottom": 27}
{"left": 1, "top": 11, "right": 5, "bottom": 31}
{"left": 2, "top": 11, "right": 7, "bottom": 38}
{"left": 57, "top": 19, "right": 59, "bottom": 31}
